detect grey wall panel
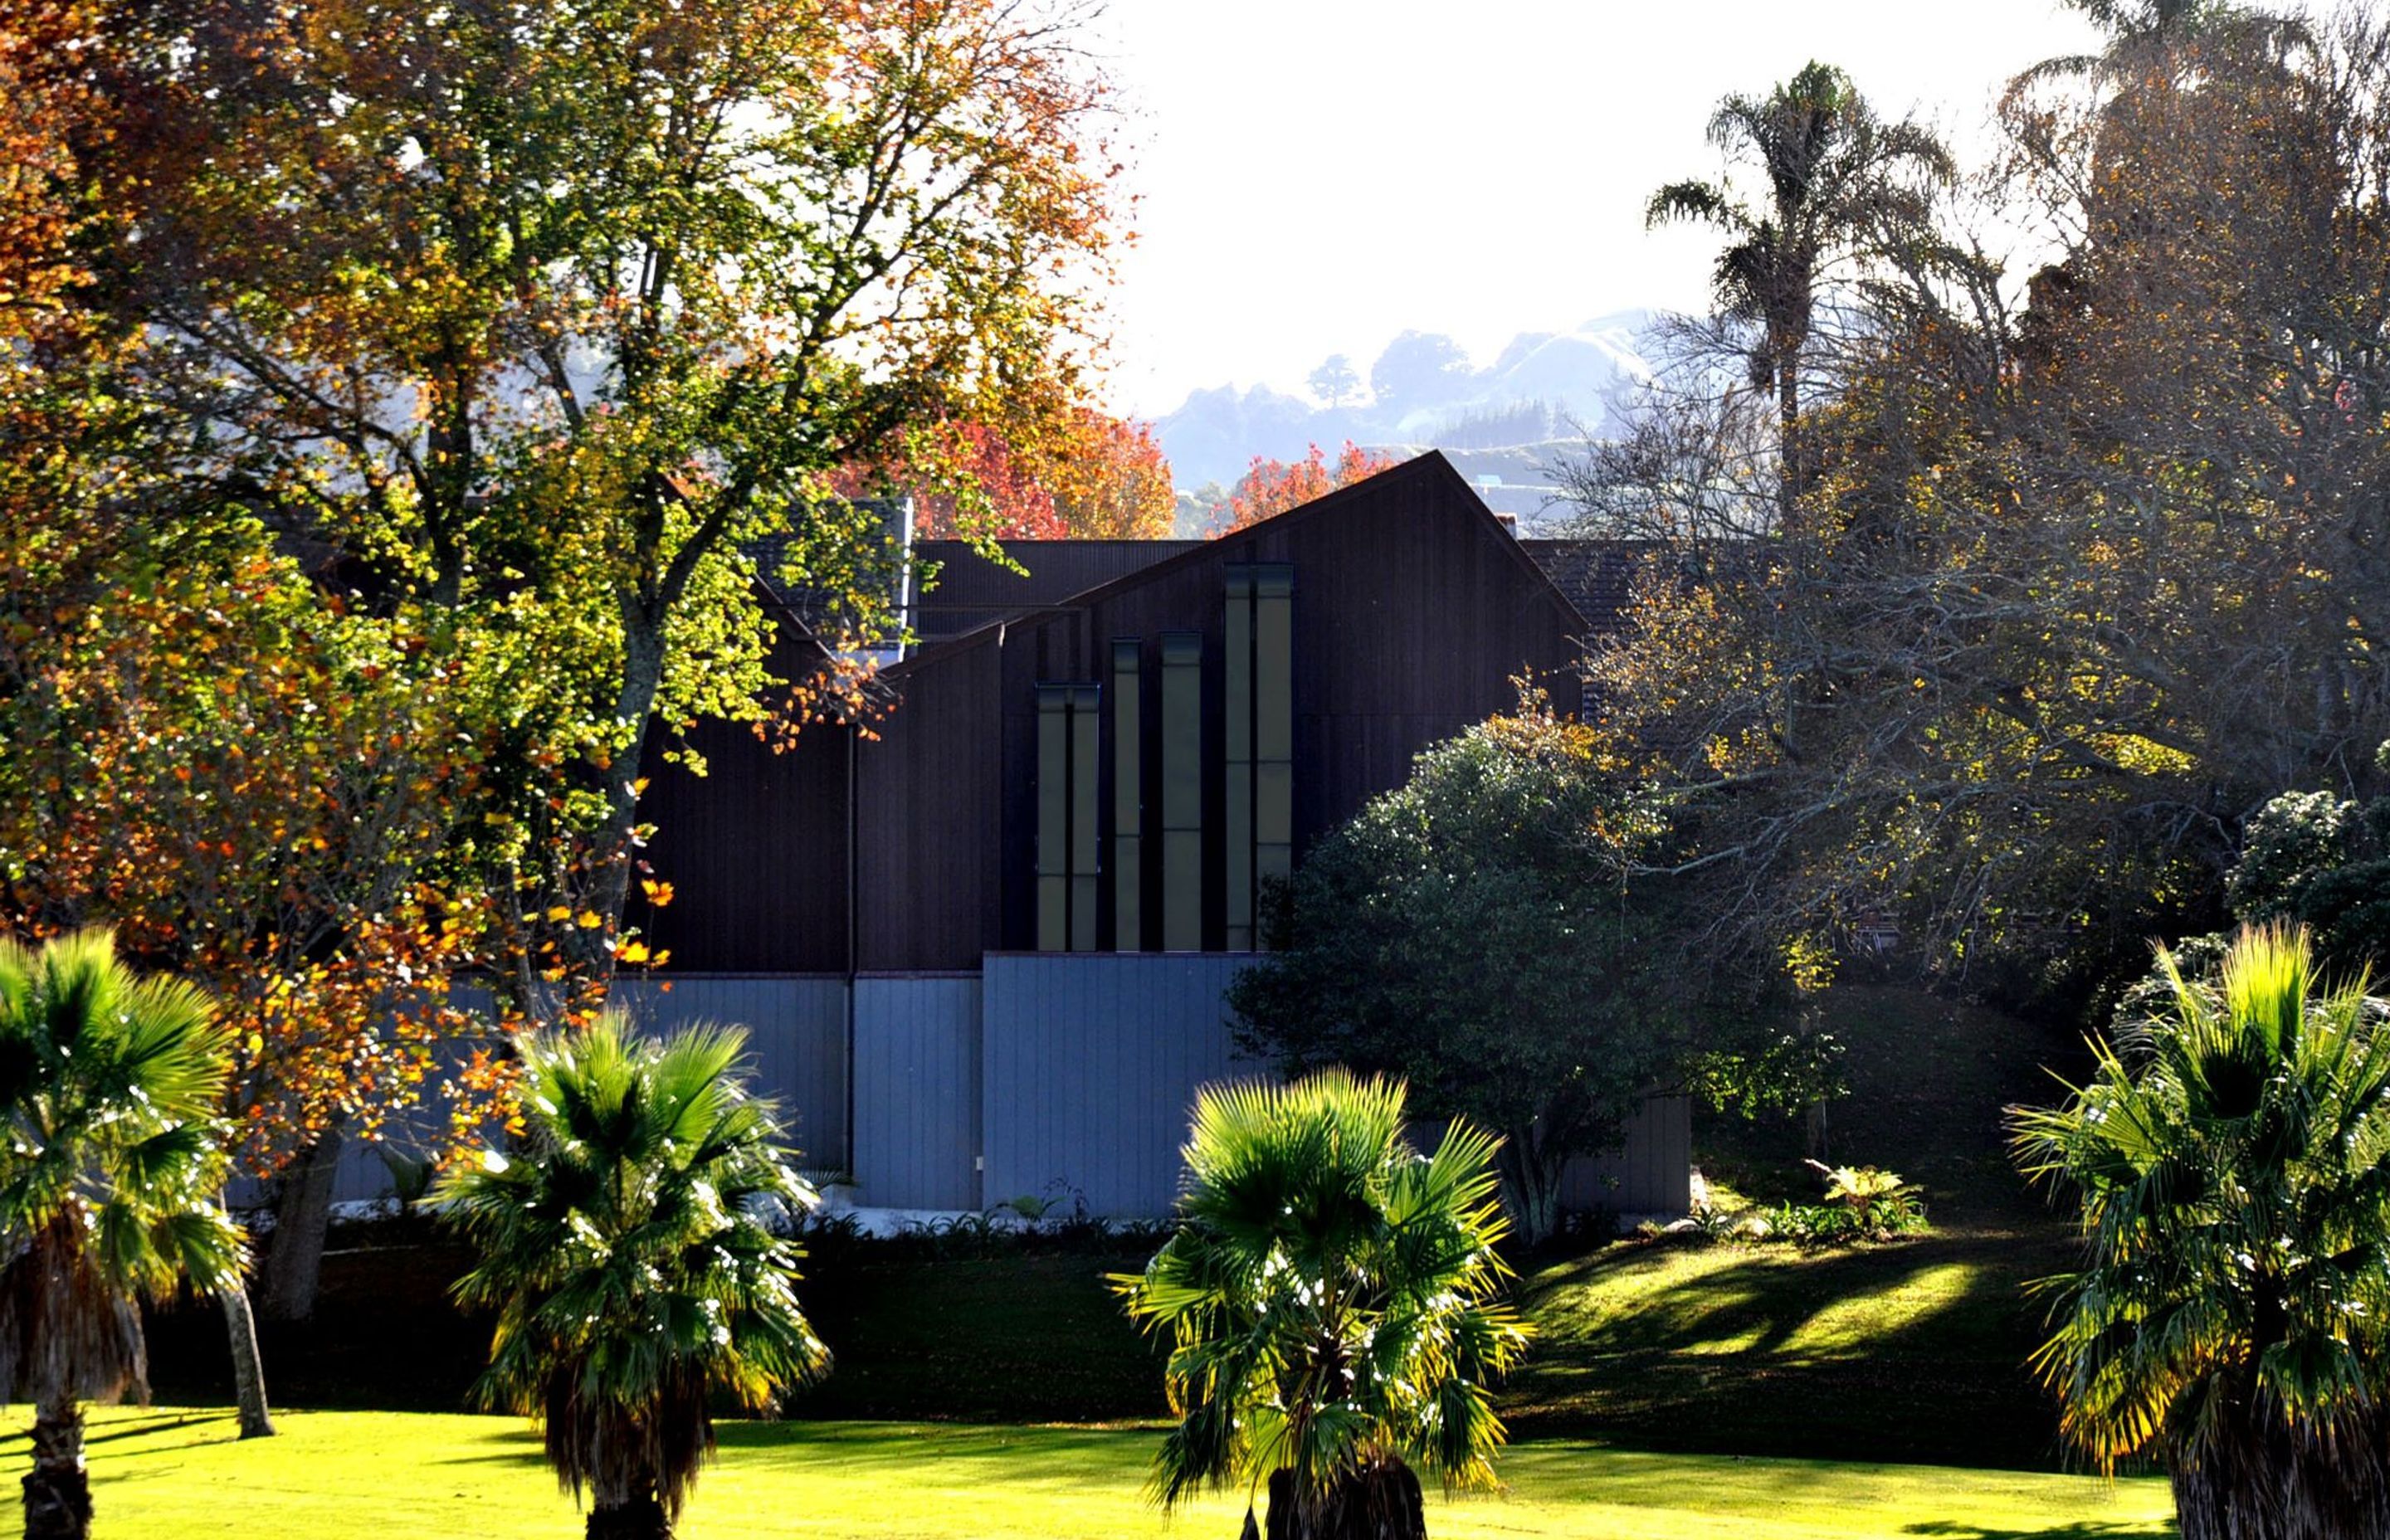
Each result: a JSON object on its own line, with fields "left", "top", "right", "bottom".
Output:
{"left": 1563, "top": 1094, "right": 1692, "bottom": 1216}
{"left": 851, "top": 976, "right": 983, "bottom": 1210}
{"left": 981, "top": 953, "right": 1260, "bottom": 1218}
{"left": 615, "top": 976, "right": 851, "bottom": 1172}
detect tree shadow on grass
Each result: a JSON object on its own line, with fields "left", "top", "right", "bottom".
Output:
{"left": 420, "top": 1427, "right": 548, "bottom": 1468}
{"left": 0, "top": 1410, "right": 234, "bottom": 1455}
{"left": 1505, "top": 1227, "right": 2081, "bottom": 1467}
{"left": 1903, "top": 1523, "right": 2174, "bottom": 1539}
{"left": 712, "top": 1422, "right": 1157, "bottom": 1494}
{"left": 1524, "top": 1227, "right": 2061, "bottom": 1365}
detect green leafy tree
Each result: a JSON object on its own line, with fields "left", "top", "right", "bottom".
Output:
{"left": 93, "top": 0, "right": 1123, "bottom": 1013}
{"left": 2013, "top": 927, "right": 2390, "bottom": 1538}
{"left": 2221, "top": 776, "right": 2390, "bottom": 982}
{"left": 1113, "top": 1070, "right": 1529, "bottom": 1540}
{"left": 1646, "top": 61, "right": 1953, "bottom": 513}
{"left": 1228, "top": 690, "right": 1700, "bottom": 1242}
{"left": 434, "top": 1016, "right": 827, "bottom": 1540}
{"left": 0, "top": 929, "right": 243, "bottom": 1540}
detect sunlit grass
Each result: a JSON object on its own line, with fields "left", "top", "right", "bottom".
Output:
{"left": 4, "top": 1408, "right": 2173, "bottom": 1539}
{"left": 1506, "top": 1225, "right": 2075, "bottom": 1467}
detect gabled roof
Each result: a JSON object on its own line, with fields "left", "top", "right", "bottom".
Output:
{"left": 910, "top": 539, "right": 1202, "bottom": 644}
{"left": 880, "top": 451, "right": 1607, "bottom": 679}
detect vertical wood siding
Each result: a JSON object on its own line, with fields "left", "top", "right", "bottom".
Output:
{"left": 980, "top": 953, "right": 1261, "bottom": 1216}
{"left": 851, "top": 975, "right": 983, "bottom": 1210}
{"left": 641, "top": 454, "right": 1597, "bottom": 973}
{"left": 614, "top": 976, "right": 851, "bottom": 1170}
{"left": 1563, "top": 1094, "right": 1693, "bottom": 1215}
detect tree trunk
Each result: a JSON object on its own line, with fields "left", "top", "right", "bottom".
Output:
{"left": 22, "top": 1396, "right": 91, "bottom": 1540}
{"left": 1264, "top": 1457, "right": 1427, "bottom": 1540}
{"left": 261, "top": 1123, "right": 344, "bottom": 1322}
{"left": 217, "top": 1281, "right": 276, "bottom": 1438}
{"left": 2170, "top": 1407, "right": 2390, "bottom": 1540}
{"left": 584, "top": 1494, "right": 672, "bottom": 1540}
{"left": 585, "top": 1492, "right": 674, "bottom": 1540}
{"left": 1497, "top": 1138, "right": 1563, "bottom": 1247}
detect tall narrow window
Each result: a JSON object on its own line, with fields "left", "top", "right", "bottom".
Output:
{"left": 1223, "top": 571, "right": 1255, "bottom": 948}
{"left": 1223, "top": 563, "right": 1294, "bottom": 950}
{"left": 1254, "top": 566, "right": 1295, "bottom": 898}
{"left": 1034, "top": 681, "right": 1101, "bottom": 952}
{"left": 1069, "top": 682, "right": 1099, "bottom": 952}
{"left": 1111, "top": 638, "right": 1143, "bottom": 952}
{"left": 1159, "top": 631, "right": 1202, "bottom": 952}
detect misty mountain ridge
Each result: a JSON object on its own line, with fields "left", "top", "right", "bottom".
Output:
{"left": 1153, "top": 310, "right": 1655, "bottom": 511}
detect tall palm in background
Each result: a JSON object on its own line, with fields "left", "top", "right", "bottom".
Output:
{"left": 1114, "top": 1070, "right": 1529, "bottom": 1540}
{"left": 2013, "top": 927, "right": 2390, "bottom": 1539}
{"left": 0, "top": 930, "right": 243, "bottom": 1540}
{"left": 1646, "top": 61, "right": 1953, "bottom": 517}
{"left": 434, "top": 1016, "right": 827, "bottom": 1540}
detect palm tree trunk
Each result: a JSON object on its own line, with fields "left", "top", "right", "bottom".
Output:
{"left": 583, "top": 1494, "right": 672, "bottom": 1540}
{"left": 218, "top": 1282, "right": 276, "bottom": 1438}
{"left": 1264, "top": 1456, "right": 1427, "bottom": 1540}
{"left": 2170, "top": 1406, "right": 2390, "bottom": 1540}
{"left": 22, "top": 1395, "right": 91, "bottom": 1540}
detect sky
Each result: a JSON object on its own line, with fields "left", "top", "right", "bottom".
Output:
{"left": 1090, "top": 0, "right": 2114, "bottom": 417}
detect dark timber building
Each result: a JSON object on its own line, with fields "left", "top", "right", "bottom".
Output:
{"left": 620, "top": 452, "right": 1687, "bottom": 1217}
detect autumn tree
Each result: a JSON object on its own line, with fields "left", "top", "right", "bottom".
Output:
{"left": 91, "top": 0, "right": 1124, "bottom": 1021}
{"left": 837, "top": 402, "right": 1173, "bottom": 540}
{"left": 1566, "top": 14, "right": 2390, "bottom": 1010}
{"left": 0, "top": 1, "right": 104, "bottom": 324}
{"left": 1216, "top": 441, "right": 1399, "bottom": 534}
{"left": 0, "top": 397, "right": 521, "bottom": 1424}
{"left": 1045, "top": 407, "right": 1175, "bottom": 538}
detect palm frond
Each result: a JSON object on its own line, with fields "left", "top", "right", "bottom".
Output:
{"left": 0, "top": 930, "right": 243, "bottom": 1410}
{"left": 433, "top": 1009, "right": 824, "bottom": 1523}
{"left": 2013, "top": 925, "right": 2390, "bottom": 1472}
{"left": 1119, "top": 1070, "right": 1525, "bottom": 1513}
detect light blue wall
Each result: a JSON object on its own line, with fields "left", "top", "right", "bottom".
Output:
{"left": 981, "top": 953, "right": 1263, "bottom": 1217}
{"left": 851, "top": 975, "right": 982, "bottom": 1209}
{"left": 290, "top": 960, "right": 1690, "bottom": 1222}
{"left": 614, "top": 975, "right": 849, "bottom": 1168}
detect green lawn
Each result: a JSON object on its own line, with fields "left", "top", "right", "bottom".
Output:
{"left": 131, "top": 984, "right": 2107, "bottom": 1475}
{"left": 12, "top": 1408, "right": 2173, "bottom": 1539}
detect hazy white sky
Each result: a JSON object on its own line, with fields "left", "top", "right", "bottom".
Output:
{"left": 1091, "top": 0, "right": 2114, "bottom": 416}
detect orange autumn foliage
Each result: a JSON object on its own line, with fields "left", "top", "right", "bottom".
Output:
{"left": 1217, "top": 441, "right": 1400, "bottom": 534}
{"left": 838, "top": 405, "right": 1176, "bottom": 541}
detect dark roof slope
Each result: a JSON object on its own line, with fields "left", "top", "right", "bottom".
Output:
{"left": 1519, "top": 539, "right": 1644, "bottom": 636}
{"left": 910, "top": 539, "right": 1201, "bottom": 645}
{"left": 885, "top": 451, "right": 1586, "bottom": 680}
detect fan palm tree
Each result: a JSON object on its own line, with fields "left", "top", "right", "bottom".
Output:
{"left": 2012, "top": 926, "right": 2390, "bottom": 1539}
{"left": 1646, "top": 61, "right": 1953, "bottom": 516}
{"left": 0, "top": 929, "right": 244, "bottom": 1540}
{"left": 1113, "top": 1070, "right": 1529, "bottom": 1540}
{"left": 433, "top": 1015, "right": 828, "bottom": 1540}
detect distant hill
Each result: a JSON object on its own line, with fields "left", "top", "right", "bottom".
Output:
{"left": 1152, "top": 310, "right": 1655, "bottom": 519}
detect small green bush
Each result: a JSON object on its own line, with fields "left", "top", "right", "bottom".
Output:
{"left": 1663, "top": 1161, "right": 1925, "bottom": 1249}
